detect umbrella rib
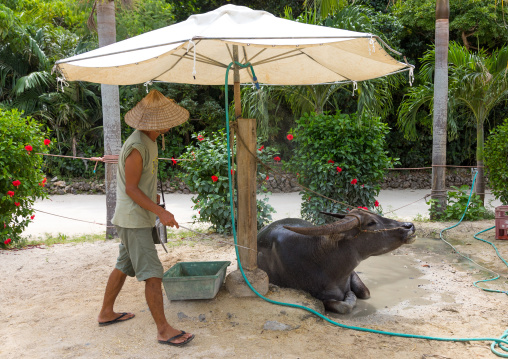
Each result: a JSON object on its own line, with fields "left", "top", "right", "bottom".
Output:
{"left": 149, "top": 40, "right": 202, "bottom": 80}
{"left": 244, "top": 48, "right": 267, "bottom": 64}
{"left": 174, "top": 53, "right": 228, "bottom": 68}
{"left": 242, "top": 46, "right": 255, "bottom": 82}
{"left": 251, "top": 50, "right": 304, "bottom": 66}
{"left": 226, "top": 43, "right": 234, "bottom": 63}
{"left": 295, "top": 49, "right": 354, "bottom": 83}
{"left": 193, "top": 52, "right": 229, "bottom": 68}
{"left": 169, "top": 52, "right": 227, "bottom": 68}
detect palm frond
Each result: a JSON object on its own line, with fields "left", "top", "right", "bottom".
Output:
{"left": 397, "top": 84, "right": 434, "bottom": 140}
{"left": 13, "top": 71, "right": 53, "bottom": 95}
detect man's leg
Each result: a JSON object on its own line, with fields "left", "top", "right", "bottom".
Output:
{"left": 97, "top": 268, "right": 134, "bottom": 323}
{"left": 145, "top": 277, "right": 193, "bottom": 344}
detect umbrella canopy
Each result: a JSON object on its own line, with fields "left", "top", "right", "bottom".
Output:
{"left": 55, "top": 4, "right": 412, "bottom": 86}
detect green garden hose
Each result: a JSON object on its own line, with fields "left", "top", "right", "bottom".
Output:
{"left": 223, "top": 62, "right": 508, "bottom": 356}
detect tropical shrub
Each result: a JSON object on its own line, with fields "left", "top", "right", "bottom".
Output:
{"left": 287, "top": 111, "right": 394, "bottom": 224}
{"left": 0, "top": 109, "right": 50, "bottom": 246}
{"left": 485, "top": 119, "right": 508, "bottom": 204}
{"left": 427, "top": 185, "right": 492, "bottom": 221}
{"left": 178, "top": 130, "right": 275, "bottom": 234}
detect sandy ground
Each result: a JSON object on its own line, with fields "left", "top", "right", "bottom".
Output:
{"left": 2, "top": 193, "right": 508, "bottom": 358}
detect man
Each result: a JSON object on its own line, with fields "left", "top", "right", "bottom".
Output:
{"left": 97, "top": 89, "right": 194, "bottom": 347}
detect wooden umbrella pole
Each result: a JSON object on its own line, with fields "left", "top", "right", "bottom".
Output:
{"left": 233, "top": 45, "right": 258, "bottom": 271}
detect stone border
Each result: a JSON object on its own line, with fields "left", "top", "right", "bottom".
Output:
{"left": 44, "top": 168, "right": 483, "bottom": 195}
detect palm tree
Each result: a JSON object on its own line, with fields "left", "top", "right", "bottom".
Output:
{"left": 88, "top": 0, "right": 131, "bottom": 238}
{"left": 431, "top": 0, "right": 449, "bottom": 217}
{"left": 0, "top": 9, "right": 54, "bottom": 113}
{"left": 448, "top": 44, "right": 508, "bottom": 203}
{"left": 398, "top": 42, "right": 508, "bottom": 205}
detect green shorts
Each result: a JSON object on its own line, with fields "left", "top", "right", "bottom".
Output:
{"left": 115, "top": 226, "right": 164, "bottom": 282}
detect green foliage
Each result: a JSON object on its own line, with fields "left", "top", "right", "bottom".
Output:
{"left": 484, "top": 119, "right": 508, "bottom": 204}
{"left": 393, "top": 0, "right": 508, "bottom": 56}
{"left": 427, "top": 185, "right": 492, "bottom": 221}
{"left": 287, "top": 111, "right": 393, "bottom": 224}
{"left": 0, "top": 109, "right": 50, "bottom": 246}
{"left": 115, "top": 0, "right": 175, "bottom": 40}
{"left": 178, "top": 130, "right": 275, "bottom": 234}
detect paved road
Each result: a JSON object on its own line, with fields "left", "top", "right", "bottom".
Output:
{"left": 23, "top": 190, "right": 502, "bottom": 239}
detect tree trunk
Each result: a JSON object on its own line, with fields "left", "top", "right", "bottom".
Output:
{"left": 97, "top": 0, "right": 122, "bottom": 238}
{"left": 430, "top": 0, "right": 449, "bottom": 219}
{"left": 475, "top": 122, "right": 485, "bottom": 204}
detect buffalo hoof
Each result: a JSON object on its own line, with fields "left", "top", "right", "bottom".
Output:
{"left": 324, "top": 291, "right": 357, "bottom": 314}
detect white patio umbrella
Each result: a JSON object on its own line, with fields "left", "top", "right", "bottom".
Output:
{"left": 54, "top": 4, "right": 413, "bottom": 276}
{"left": 54, "top": 4, "right": 413, "bottom": 86}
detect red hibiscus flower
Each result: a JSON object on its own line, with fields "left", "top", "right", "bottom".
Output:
{"left": 4, "top": 238, "right": 11, "bottom": 245}
{"left": 258, "top": 145, "right": 264, "bottom": 151}
{"left": 336, "top": 167, "right": 342, "bottom": 173}
{"left": 374, "top": 200, "right": 380, "bottom": 207}
{"left": 14, "top": 202, "right": 20, "bottom": 207}
{"left": 266, "top": 175, "right": 269, "bottom": 181}
{"left": 7, "top": 191, "right": 14, "bottom": 197}
{"left": 12, "top": 180, "right": 21, "bottom": 187}
{"left": 42, "top": 178, "right": 47, "bottom": 184}
{"left": 231, "top": 169, "right": 235, "bottom": 175}
{"left": 31, "top": 215, "right": 35, "bottom": 220}
{"left": 351, "top": 178, "right": 358, "bottom": 185}
{"left": 171, "top": 157, "right": 177, "bottom": 166}
{"left": 327, "top": 160, "right": 334, "bottom": 164}
{"left": 286, "top": 134, "right": 294, "bottom": 141}
{"left": 211, "top": 175, "right": 219, "bottom": 182}
{"left": 25, "top": 145, "right": 33, "bottom": 152}
{"left": 44, "top": 139, "right": 51, "bottom": 145}
{"left": 197, "top": 135, "right": 204, "bottom": 141}
{"left": 273, "top": 156, "right": 281, "bottom": 162}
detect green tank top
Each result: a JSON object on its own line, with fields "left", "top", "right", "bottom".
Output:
{"left": 112, "top": 130, "right": 158, "bottom": 228}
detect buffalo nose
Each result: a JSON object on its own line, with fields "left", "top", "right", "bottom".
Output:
{"left": 403, "top": 222, "right": 415, "bottom": 231}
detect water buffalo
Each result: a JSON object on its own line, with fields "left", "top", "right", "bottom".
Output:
{"left": 257, "top": 209, "right": 416, "bottom": 314}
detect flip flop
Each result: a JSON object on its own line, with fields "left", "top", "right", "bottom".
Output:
{"left": 158, "top": 331, "right": 195, "bottom": 347}
{"left": 98, "top": 312, "right": 135, "bottom": 327}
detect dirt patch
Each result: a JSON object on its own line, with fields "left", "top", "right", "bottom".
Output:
{"left": 1, "top": 222, "right": 508, "bottom": 358}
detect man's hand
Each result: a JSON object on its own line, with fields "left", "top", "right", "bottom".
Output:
{"left": 158, "top": 209, "right": 179, "bottom": 228}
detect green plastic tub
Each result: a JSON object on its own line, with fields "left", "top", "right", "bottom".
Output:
{"left": 162, "top": 261, "right": 231, "bottom": 300}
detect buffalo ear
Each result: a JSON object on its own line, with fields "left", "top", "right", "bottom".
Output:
{"left": 319, "top": 211, "right": 346, "bottom": 219}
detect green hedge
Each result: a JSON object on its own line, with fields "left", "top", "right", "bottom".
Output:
{"left": 0, "top": 109, "right": 50, "bottom": 245}
{"left": 287, "top": 111, "right": 395, "bottom": 224}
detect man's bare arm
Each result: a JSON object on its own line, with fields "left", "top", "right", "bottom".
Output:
{"left": 124, "top": 149, "right": 179, "bottom": 228}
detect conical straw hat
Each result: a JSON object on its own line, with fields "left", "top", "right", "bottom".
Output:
{"left": 125, "top": 89, "right": 189, "bottom": 130}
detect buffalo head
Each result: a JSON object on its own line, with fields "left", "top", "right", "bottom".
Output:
{"left": 283, "top": 209, "right": 416, "bottom": 258}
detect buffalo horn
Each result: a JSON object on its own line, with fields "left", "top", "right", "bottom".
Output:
{"left": 283, "top": 216, "right": 360, "bottom": 236}
{"left": 319, "top": 211, "right": 346, "bottom": 219}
